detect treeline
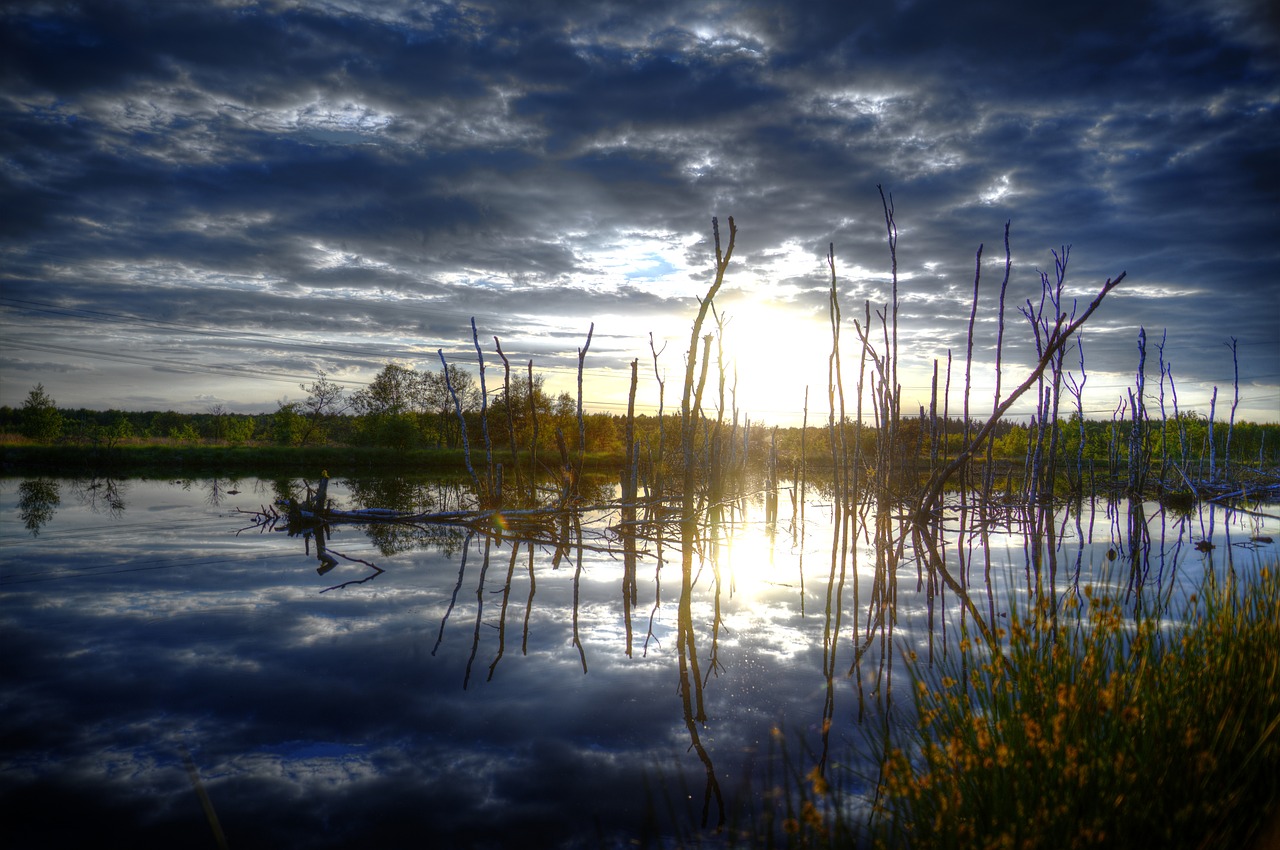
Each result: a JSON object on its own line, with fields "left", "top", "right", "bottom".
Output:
{"left": 5, "top": 376, "right": 1278, "bottom": 477}
{"left": 2, "top": 372, "right": 627, "bottom": 456}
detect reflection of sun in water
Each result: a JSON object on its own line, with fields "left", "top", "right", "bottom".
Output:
{"left": 695, "top": 499, "right": 818, "bottom": 666}
{"left": 716, "top": 298, "right": 832, "bottom": 425}
{"left": 715, "top": 519, "right": 792, "bottom": 597}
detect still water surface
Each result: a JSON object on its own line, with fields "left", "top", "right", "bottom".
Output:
{"left": 1, "top": 474, "right": 1276, "bottom": 848}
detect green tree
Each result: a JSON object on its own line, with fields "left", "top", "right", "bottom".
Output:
{"left": 148, "top": 411, "right": 183, "bottom": 439}
{"left": 584, "top": 412, "right": 621, "bottom": 454}
{"left": 169, "top": 422, "right": 200, "bottom": 443}
{"left": 993, "top": 423, "right": 1029, "bottom": 459}
{"left": 225, "top": 415, "right": 256, "bottom": 445}
{"left": 423, "top": 364, "right": 479, "bottom": 449}
{"left": 296, "top": 370, "right": 346, "bottom": 445}
{"left": 376, "top": 412, "right": 421, "bottom": 450}
{"left": 487, "top": 372, "right": 553, "bottom": 451}
{"left": 102, "top": 414, "right": 134, "bottom": 449}
{"left": 351, "top": 363, "right": 422, "bottom": 417}
{"left": 351, "top": 364, "right": 432, "bottom": 448}
{"left": 20, "top": 383, "right": 63, "bottom": 442}
{"left": 272, "top": 401, "right": 303, "bottom": 446}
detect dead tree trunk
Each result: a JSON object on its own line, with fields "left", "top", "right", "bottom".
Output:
{"left": 913, "top": 271, "right": 1126, "bottom": 525}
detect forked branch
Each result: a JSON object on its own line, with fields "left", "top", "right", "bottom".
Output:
{"left": 912, "top": 271, "right": 1127, "bottom": 524}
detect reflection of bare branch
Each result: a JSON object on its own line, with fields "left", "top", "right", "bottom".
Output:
{"left": 181, "top": 747, "right": 229, "bottom": 850}
{"left": 318, "top": 551, "right": 386, "bottom": 593}
{"left": 487, "top": 543, "right": 521, "bottom": 682}
{"left": 643, "top": 517, "right": 667, "bottom": 657}
{"left": 463, "top": 538, "right": 492, "bottom": 690}
{"left": 907, "top": 520, "right": 999, "bottom": 659}
{"left": 522, "top": 543, "right": 535, "bottom": 656}
{"left": 70, "top": 477, "right": 127, "bottom": 518}
{"left": 234, "top": 504, "right": 284, "bottom": 533}
{"left": 678, "top": 571, "right": 724, "bottom": 830}
{"left": 571, "top": 518, "right": 588, "bottom": 674}
{"left": 433, "top": 532, "right": 474, "bottom": 657}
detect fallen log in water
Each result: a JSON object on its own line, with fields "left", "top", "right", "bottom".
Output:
{"left": 235, "top": 495, "right": 678, "bottom": 551}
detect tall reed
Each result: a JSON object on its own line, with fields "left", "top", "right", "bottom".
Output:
{"left": 874, "top": 564, "right": 1280, "bottom": 849}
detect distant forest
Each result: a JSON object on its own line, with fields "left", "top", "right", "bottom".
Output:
{"left": 5, "top": 367, "right": 1279, "bottom": 473}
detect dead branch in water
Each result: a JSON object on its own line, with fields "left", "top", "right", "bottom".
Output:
{"left": 912, "top": 270, "right": 1127, "bottom": 526}
{"left": 439, "top": 346, "right": 483, "bottom": 500}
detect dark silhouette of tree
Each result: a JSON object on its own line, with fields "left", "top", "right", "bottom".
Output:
{"left": 20, "top": 383, "right": 63, "bottom": 442}
{"left": 296, "top": 370, "right": 347, "bottom": 445}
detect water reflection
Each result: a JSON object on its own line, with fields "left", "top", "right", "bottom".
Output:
{"left": 1, "top": 474, "right": 1276, "bottom": 848}
{"left": 17, "top": 477, "right": 60, "bottom": 536}
{"left": 70, "top": 475, "right": 127, "bottom": 518}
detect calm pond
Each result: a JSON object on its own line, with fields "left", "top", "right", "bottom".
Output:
{"left": 2, "top": 473, "right": 1276, "bottom": 848}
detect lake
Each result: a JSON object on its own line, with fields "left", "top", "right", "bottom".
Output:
{"left": 2, "top": 473, "right": 1276, "bottom": 848}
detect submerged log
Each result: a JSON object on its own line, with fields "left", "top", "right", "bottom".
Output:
{"left": 238, "top": 491, "right": 678, "bottom": 551}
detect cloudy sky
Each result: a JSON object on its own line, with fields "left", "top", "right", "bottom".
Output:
{"left": 2, "top": 0, "right": 1278, "bottom": 424}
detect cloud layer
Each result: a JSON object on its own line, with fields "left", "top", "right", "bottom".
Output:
{"left": 2, "top": 0, "right": 1277, "bottom": 421}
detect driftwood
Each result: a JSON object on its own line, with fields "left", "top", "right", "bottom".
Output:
{"left": 235, "top": 493, "right": 679, "bottom": 552}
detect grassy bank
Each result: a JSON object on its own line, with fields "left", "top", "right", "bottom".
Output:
{"left": 763, "top": 564, "right": 1280, "bottom": 850}
{"left": 869, "top": 564, "right": 1280, "bottom": 849}
{"left": 1, "top": 441, "right": 627, "bottom": 479}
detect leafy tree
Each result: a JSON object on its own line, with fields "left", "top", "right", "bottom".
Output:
{"left": 148, "top": 411, "right": 184, "bottom": 439}
{"left": 487, "top": 372, "right": 554, "bottom": 451}
{"left": 552, "top": 391, "right": 577, "bottom": 440}
{"left": 351, "top": 363, "right": 422, "bottom": 417}
{"left": 993, "top": 424, "right": 1029, "bottom": 459}
{"left": 423, "top": 364, "right": 479, "bottom": 449}
{"left": 376, "top": 412, "right": 421, "bottom": 450}
{"left": 225, "top": 415, "right": 256, "bottom": 445}
{"left": 205, "top": 403, "right": 227, "bottom": 440}
{"left": 98, "top": 414, "right": 134, "bottom": 449}
{"left": 584, "top": 412, "right": 621, "bottom": 454}
{"left": 272, "top": 401, "right": 303, "bottom": 446}
{"left": 351, "top": 364, "right": 434, "bottom": 448}
{"left": 296, "top": 370, "right": 346, "bottom": 445}
{"left": 20, "top": 383, "right": 63, "bottom": 442}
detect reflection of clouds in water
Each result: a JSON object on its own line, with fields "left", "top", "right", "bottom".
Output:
{"left": 165, "top": 646, "right": 264, "bottom": 674}
{"left": 3, "top": 478, "right": 1278, "bottom": 846}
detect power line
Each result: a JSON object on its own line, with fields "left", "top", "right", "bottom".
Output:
{"left": 1, "top": 338, "right": 315, "bottom": 386}
{"left": 0, "top": 295, "right": 624, "bottom": 382}
{"left": 0, "top": 296, "right": 449, "bottom": 363}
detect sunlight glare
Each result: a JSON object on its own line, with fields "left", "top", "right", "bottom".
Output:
{"left": 716, "top": 297, "right": 831, "bottom": 425}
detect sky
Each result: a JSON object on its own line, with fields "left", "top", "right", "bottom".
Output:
{"left": 2, "top": 0, "right": 1278, "bottom": 425}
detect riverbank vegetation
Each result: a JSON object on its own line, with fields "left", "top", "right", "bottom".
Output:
{"left": 760, "top": 562, "right": 1280, "bottom": 850}
{"left": 4, "top": 397, "right": 1278, "bottom": 497}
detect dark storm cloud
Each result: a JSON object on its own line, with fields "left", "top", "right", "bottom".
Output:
{"left": 1, "top": 0, "right": 1276, "bottom": 418}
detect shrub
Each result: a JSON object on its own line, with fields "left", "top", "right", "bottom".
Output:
{"left": 875, "top": 565, "right": 1280, "bottom": 849}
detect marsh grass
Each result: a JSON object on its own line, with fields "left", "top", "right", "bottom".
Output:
{"left": 759, "top": 727, "right": 867, "bottom": 849}
{"left": 673, "top": 726, "right": 872, "bottom": 850}
{"left": 874, "top": 563, "right": 1280, "bottom": 849}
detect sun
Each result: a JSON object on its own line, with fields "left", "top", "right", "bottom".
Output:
{"left": 714, "top": 298, "right": 834, "bottom": 426}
